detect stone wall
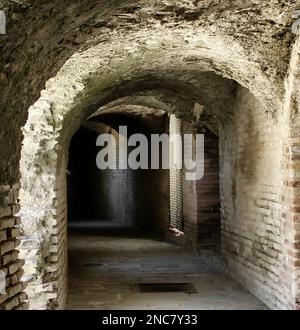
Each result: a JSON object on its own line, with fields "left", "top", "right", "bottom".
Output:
{"left": 0, "top": 183, "right": 27, "bottom": 310}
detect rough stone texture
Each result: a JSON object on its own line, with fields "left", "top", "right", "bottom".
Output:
{"left": 0, "top": 0, "right": 300, "bottom": 310}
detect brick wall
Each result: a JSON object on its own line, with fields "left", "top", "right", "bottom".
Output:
{"left": 220, "top": 85, "right": 288, "bottom": 309}
{"left": 281, "top": 35, "right": 300, "bottom": 310}
{"left": 283, "top": 126, "right": 300, "bottom": 310}
{"left": 196, "top": 128, "right": 220, "bottom": 251}
{"left": 51, "top": 156, "right": 68, "bottom": 309}
{"left": 219, "top": 36, "right": 300, "bottom": 310}
{"left": 168, "top": 120, "right": 221, "bottom": 252}
{"left": 290, "top": 122, "right": 300, "bottom": 310}
{"left": 289, "top": 119, "right": 300, "bottom": 310}
{"left": 0, "top": 183, "right": 27, "bottom": 310}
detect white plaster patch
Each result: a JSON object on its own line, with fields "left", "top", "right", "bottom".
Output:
{"left": 0, "top": 270, "right": 6, "bottom": 294}
{"left": 0, "top": 10, "right": 6, "bottom": 34}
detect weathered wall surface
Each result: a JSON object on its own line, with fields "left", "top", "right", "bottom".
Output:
{"left": 220, "top": 86, "right": 290, "bottom": 309}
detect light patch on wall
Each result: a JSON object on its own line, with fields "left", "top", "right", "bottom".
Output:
{"left": 193, "top": 103, "right": 204, "bottom": 122}
{"left": 292, "top": 10, "right": 300, "bottom": 35}
{"left": 0, "top": 10, "right": 6, "bottom": 34}
{"left": 0, "top": 270, "right": 6, "bottom": 294}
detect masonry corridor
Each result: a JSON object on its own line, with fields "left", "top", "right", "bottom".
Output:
{"left": 66, "top": 228, "right": 267, "bottom": 310}
{"left": 2, "top": 1, "right": 300, "bottom": 311}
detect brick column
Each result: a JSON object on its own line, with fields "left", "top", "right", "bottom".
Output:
{"left": 169, "top": 114, "right": 184, "bottom": 232}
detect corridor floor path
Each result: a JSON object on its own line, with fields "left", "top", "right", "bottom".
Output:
{"left": 67, "top": 230, "right": 267, "bottom": 310}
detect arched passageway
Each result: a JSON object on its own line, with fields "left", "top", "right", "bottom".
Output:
{"left": 17, "top": 45, "right": 296, "bottom": 309}
{"left": 65, "top": 109, "right": 265, "bottom": 310}
{"left": 0, "top": 3, "right": 297, "bottom": 310}
{"left": 67, "top": 114, "right": 168, "bottom": 232}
